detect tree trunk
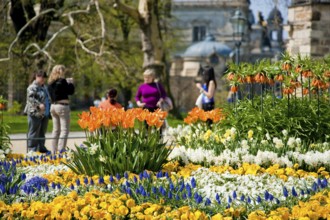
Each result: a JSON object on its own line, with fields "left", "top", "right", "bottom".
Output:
{"left": 138, "top": 0, "right": 163, "bottom": 70}
{"left": 9, "top": 0, "right": 64, "bottom": 42}
{"left": 114, "top": 0, "right": 182, "bottom": 117}
{"left": 114, "top": 0, "right": 164, "bottom": 73}
{"left": 10, "top": 0, "right": 35, "bottom": 41}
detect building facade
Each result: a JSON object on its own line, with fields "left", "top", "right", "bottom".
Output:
{"left": 285, "top": 0, "right": 330, "bottom": 57}
{"left": 169, "top": 0, "right": 285, "bottom": 111}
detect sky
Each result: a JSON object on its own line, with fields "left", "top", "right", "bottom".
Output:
{"left": 173, "top": 0, "right": 291, "bottom": 38}
{"left": 250, "top": 0, "right": 290, "bottom": 39}
{"left": 250, "top": 0, "right": 290, "bottom": 24}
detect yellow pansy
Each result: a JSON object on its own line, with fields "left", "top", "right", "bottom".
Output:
{"left": 126, "top": 199, "right": 136, "bottom": 208}
{"left": 131, "top": 205, "right": 143, "bottom": 213}
{"left": 144, "top": 206, "right": 156, "bottom": 215}
{"left": 68, "top": 191, "right": 78, "bottom": 200}
{"left": 119, "top": 194, "right": 128, "bottom": 201}
{"left": 194, "top": 210, "right": 203, "bottom": 219}
{"left": 180, "top": 213, "right": 189, "bottom": 220}
{"left": 248, "top": 210, "right": 266, "bottom": 219}
{"left": 211, "top": 213, "right": 224, "bottom": 220}
{"left": 135, "top": 212, "right": 146, "bottom": 219}
{"left": 267, "top": 216, "right": 284, "bottom": 220}
{"left": 73, "top": 210, "right": 81, "bottom": 219}
{"left": 178, "top": 206, "right": 190, "bottom": 213}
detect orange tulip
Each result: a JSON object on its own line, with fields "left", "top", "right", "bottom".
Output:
{"left": 78, "top": 106, "right": 166, "bottom": 132}
{"left": 77, "top": 112, "right": 91, "bottom": 129}
{"left": 136, "top": 109, "right": 149, "bottom": 122}
{"left": 184, "top": 107, "right": 224, "bottom": 124}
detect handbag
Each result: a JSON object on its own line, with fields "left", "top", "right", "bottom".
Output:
{"left": 156, "top": 83, "right": 173, "bottom": 111}
{"left": 195, "top": 94, "right": 203, "bottom": 108}
{"left": 160, "top": 97, "right": 173, "bottom": 111}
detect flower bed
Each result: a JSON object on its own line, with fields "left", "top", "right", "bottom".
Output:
{"left": 0, "top": 147, "right": 329, "bottom": 219}
{"left": 1, "top": 77, "right": 330, "bottom": 219}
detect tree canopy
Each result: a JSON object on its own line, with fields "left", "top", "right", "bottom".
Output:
{"left": 0, "top": 0, "right": 176, "bottom": 112}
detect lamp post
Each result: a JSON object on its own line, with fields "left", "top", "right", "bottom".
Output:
{"left": 230, "top": 9, "right": 247, "bottom": 64}
{"left": 230, "top": 9, "right": 248, "bottom": 107}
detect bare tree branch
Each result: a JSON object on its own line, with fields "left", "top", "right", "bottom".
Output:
{"left": 23, "top": 43, "right": 55, "bottom": 62}
{"left": 1, "top": 0, "right": 108, "bottom": 63}
{"left": 75, "top": 0, "right": 106, "bottom": 56}
{"left": 0, "top": 8, "right": 55, "bottom": 62}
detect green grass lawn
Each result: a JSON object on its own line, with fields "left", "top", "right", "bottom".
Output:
{"left": 2, "top": 110, "right": 184, "bottom": 134}
{"left": 2, "top": 110, "right": 83, "bottom": 134}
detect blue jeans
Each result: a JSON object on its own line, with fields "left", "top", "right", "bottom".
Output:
{"left": 27, "top": 115, "right": 49, "bottom": 151}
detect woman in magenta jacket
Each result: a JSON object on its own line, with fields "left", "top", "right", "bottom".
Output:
{"left": 135, "top": 69, "right": 167, "bottom": 112}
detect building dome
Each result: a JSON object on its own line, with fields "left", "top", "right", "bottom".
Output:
{"left": 267, "top": 7, "right": 283, "bottom": 25}
{"left": 183, "top": 34, "right": 232, "bottom": 57}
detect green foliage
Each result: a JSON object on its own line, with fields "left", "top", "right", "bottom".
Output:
{"left": 7, "top": 101, "right": 22, "bottom": 115}
{"left": 64, "top": 123, "right": 172, "bottom": 177}
{"left": 217, "top": 95, "right": 330, "bottom": 144}
{"left": 0, "top": 96, "right": 11, "bottom": 155}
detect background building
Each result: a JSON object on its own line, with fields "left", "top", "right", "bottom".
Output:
{"left": 169, "top": 0, "right": 285, "bottom": 111}
{"left": 285, "top": 0, "right": 330, "bottom": 57}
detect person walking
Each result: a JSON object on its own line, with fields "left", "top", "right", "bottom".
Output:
{"left": 196, "top": 66, "right": 217, "bottom": 111}
{"left": 48, "top": 65, "right": 75, "bottom": 154}
{"left": 196, "top": 66, "right": 217, "bottom": 127}
{"left": 24, "top": 70, "right": 51, "bottom": 153}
